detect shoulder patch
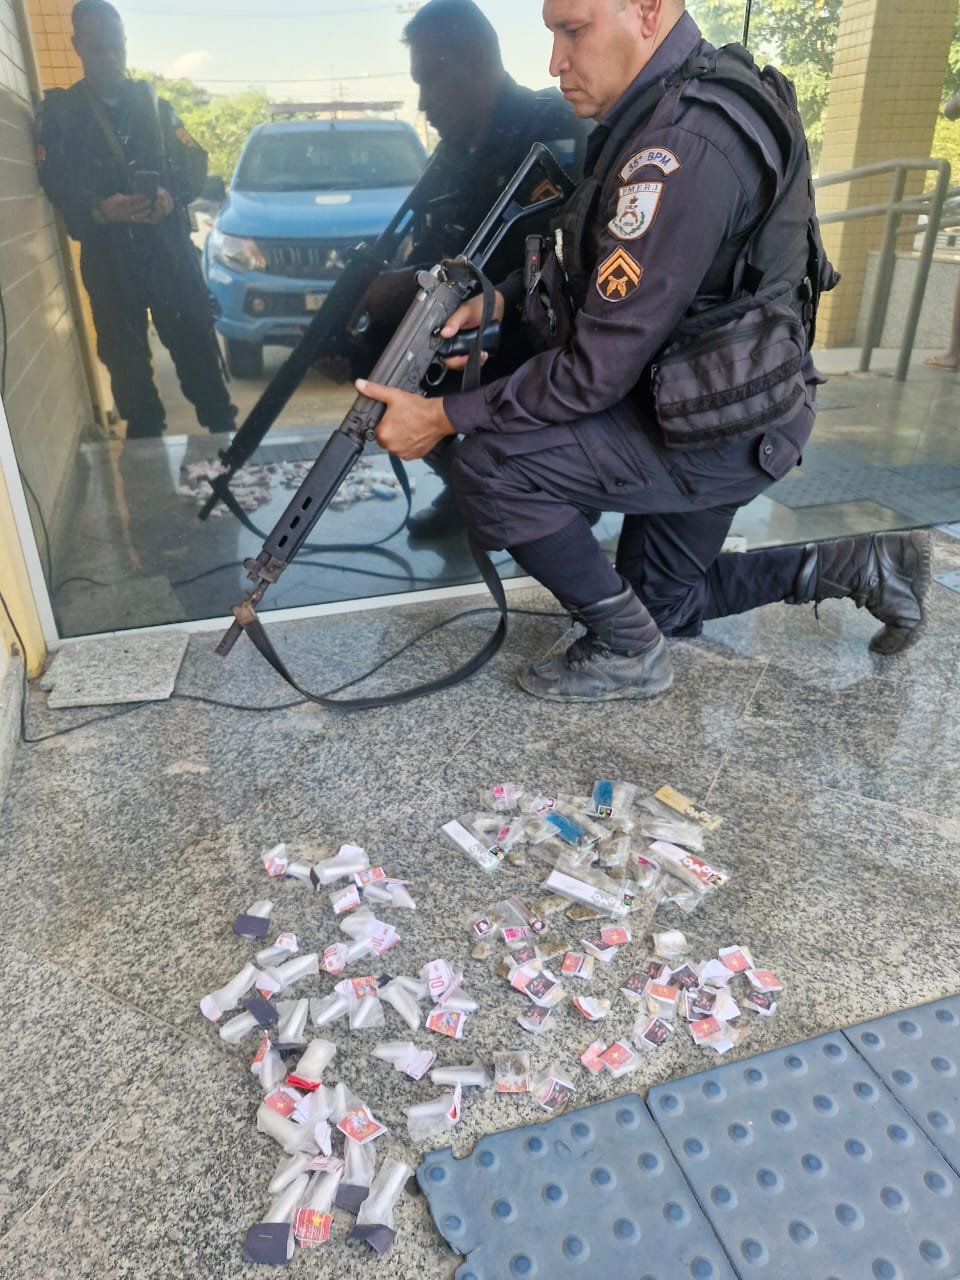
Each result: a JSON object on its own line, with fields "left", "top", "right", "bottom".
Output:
{"left": 596, "top": 247, "right": 643, "bottom": 301}
{"left": 608, "top": 181, "right": 662, "bottom": 240}
{"left": 619, "top": 147, "right": 681, "bottom": 182}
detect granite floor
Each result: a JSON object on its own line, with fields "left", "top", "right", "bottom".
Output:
{"left": 1, "top": 533, "right": 959, "bottom": 1278}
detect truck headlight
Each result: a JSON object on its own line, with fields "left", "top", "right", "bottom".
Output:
{"left": 209, "top": 228, "right": 266, "bottom": 273}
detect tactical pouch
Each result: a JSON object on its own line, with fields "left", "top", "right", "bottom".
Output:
{"left": 649, "top": 299, "right": 807, "bottom": 450}
{"left": 521, "top": 247, "right": 575, "bottom": 352}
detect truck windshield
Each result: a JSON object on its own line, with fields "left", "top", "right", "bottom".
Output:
{"left": 234, "top": 129, "right": 425, "bottom": 192}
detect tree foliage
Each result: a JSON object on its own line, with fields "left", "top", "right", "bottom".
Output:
{"left": 689, "top": 0, "right": 841, "bottom": 165}
{"left": 131, "top": 69, "right": 271, "bottom": 179}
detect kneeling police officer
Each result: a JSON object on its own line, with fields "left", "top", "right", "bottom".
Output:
{"left": 357, "top": 0, "right": 930, "bottom": 702}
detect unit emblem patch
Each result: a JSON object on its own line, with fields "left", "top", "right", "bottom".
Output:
{"left": 596, "top": 247, "right": 643, "bottom": 301}
{"left": 619, "top": 146, "right": 681, "bottom": 181}
{"left": 608, "top": 181, "right": 662, "bottom": 240}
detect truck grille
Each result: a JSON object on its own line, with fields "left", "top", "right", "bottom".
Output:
{"left": 258, "top": 238, "right": 356, "bottom": 280}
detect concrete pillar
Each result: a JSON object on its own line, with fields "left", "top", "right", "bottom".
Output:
{"left": 816, "top": 0, "right": 956, "bottom": 346}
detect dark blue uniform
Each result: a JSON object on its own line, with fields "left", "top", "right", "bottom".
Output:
{"left": 444, "top": 14, "right": 818, "bottom": 636}
{"left": 37, "top": 79, "right": 235, "bottom": 438}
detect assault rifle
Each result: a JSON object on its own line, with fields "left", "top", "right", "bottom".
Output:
{"left": 198, "top": 154, "right": 439, "bottom": 524}
{"left": 215, "top": 144, "right": 573, "bottom": 685}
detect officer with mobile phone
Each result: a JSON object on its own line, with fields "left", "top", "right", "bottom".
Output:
{"left": 36, "top": 0, "right": 236, "bottom": 439}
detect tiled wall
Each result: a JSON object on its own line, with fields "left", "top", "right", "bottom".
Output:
{"left": 0, "top": 0, "right": 91, "bottom": 578}
{"left": 816, "top": 0, "right": 957, "bottom": 345}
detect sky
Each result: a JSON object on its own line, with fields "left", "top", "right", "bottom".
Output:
{"left": 121, "top": 0, "right": 561, "bottom": 117}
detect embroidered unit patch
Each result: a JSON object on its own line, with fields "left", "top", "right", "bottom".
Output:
{"left": 608, "top": 181, "right": 662, "bottom": 239}
{"left": 619, "top": 146, "right": 681, "bottom": 181}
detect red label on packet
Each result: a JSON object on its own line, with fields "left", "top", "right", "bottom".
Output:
{"left": 426, "top": 1008, "right": 466, "bottom": 1039}
{"left": 719, "top": 946, "right": 751, "bottom": 972}
{"left": 580, "top": 1040, "right": 607, "bottom": 1074}
{"left": 293, "top": 1209, "right": 332, "bottom": 1247}
{"left": 353, "top": 867, "right": 387, "bottom": 887}
{"left": 336, "top": 1105, "right": 386, "bottom": 1145}
{"left": 747, "top": 969, "right": 782, "bottom": 992}
{"left": 600, "top": 926, "right": 630, "bottom": 946}
{"left": 264, "top": 1088, "right": 299, "bottom": 1118}
{"left": 690, "top": 1016, "right": 723, "bottom": 1043}
{"left": 251, "top": 1035, "right": 271, "bottom": 1069}
{"left": 502, "top": 926, "right": 530, "bottom": 944}
{"left": 351, "top": 976, "right": 379, "bottom": 1000}
{"left": 598, "top": 1042, "right": 634, "bottom": 1072}
{"left": 648, "top": 982, "right": 679, "bottom": 1005}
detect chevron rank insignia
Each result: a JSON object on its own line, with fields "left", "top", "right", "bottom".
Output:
{"left": 608, "top": 181, "right": 662, "bottom": 240}
{"left": 596, "top": 247, "right": 643, "bottom": 301}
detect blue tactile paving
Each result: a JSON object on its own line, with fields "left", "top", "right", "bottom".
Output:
{"left": 848, "top": 995, "right": 960, "bottom": 1176}
{"left": 649, "top": 1032, "right": 960, "bottom": 1280}
{"left": 417, "top": 1093, "right": 736, "bottom": 1280}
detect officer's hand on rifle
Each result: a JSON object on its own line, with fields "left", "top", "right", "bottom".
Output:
{"left": 355, "top": 379, "right": 455, "bottom": 461}
{"left": 147, "top": 187, "right": 175, "bottom": 222}
{"left": 98, "top": 192, "right": 153, "bottom": 223}
{"left": 439, "top": 290, "right": 505, "bottom": 370}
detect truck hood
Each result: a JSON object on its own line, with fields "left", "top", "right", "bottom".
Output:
{"left": 215, "top": 185, "right": 412, "bottom": 240}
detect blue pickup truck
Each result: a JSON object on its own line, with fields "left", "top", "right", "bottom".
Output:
{"left": 203, "top": 118, "right": 427, "bottom": 378}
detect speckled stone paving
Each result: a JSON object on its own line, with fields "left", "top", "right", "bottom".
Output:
{"left": 421, "top": 1003, "right": 960, "bottom": 1280}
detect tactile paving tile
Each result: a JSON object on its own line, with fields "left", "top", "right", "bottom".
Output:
{"left": 848, "top": 996, "right": 960, "bottom": 1175}
{"left": 649, "top": 1032, "right": 960, "bottom": 1280}
{"left": 417, "top": 1093, "right": 735, "bottom": 1280}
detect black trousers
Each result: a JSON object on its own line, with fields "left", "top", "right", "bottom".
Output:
{"left": 452, "top": 397, "right": 816, "bottom": 635}
{"left": 80, "top": 226, "right": 234, "bottom": 437}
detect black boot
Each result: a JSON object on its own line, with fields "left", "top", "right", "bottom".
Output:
{"left": 406, "top": 485, "right": 464, "bottom": 541}
{"left": 518, "top": 578, "right": 673, "bottom": 702}
{"left": 794, "top": 530, "right": 931, "bottom": 654}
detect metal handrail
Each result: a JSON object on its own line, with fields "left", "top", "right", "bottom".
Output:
{"left": 814, "top": 157, "right": 950, "bottom": 381}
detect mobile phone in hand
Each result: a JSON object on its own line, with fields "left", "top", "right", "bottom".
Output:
{"left": 131, "top": 170, "right": 160, "bottom": 202}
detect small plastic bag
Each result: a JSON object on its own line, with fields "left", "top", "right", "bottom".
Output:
{"left": 532, "top": 1067, "right": 577, "bottom": 1113}
{"left": 311, "top": 843, "right": 370, "bottom": 885}
{"left": 268, "top": 1151, "right": 314, "bottom": 1197}
{"left": 588, "top": 780, "right": 637, "bottom": 820}
{"left": 275, "top": 998, "right": 310, "bottom": 1049}
{"left": 219, "top": 1010, "right": 259, "bottom": 1044}
{"left": 292, "top": 1165, "right": 343, "bottom": 1247}
{"left": 256, "top": 1102, "right": 320, "bottom": 1156}
{"left": 310, "top": 992, "right": 350, "bottom": 1028}
{"left": 430, "top": 1060, "right": 491, "bottom": 1089}
{"left": 266, "top": 952, "right": 320, "bottom": 992}
{"left": 200, "top": 962, "right": 260, "bottom": 1022}
{"left": 350, "top": 997, "right": 385, "bottom": 1032}
{"left": 485, "top": 783, "right": 523, "bottom": 812}
{"left": 379, "top": 979, "right": 421, "bottom": 1032}
{"left": 335, "top": 1137, "right": 377, "bottom": 1214}
{"left": 349, "top": 1157, "right": 412, "bottom": 1256}
{"left": 287, "top": 1038, "right": 336, "bottom": 1091}
{"left": 406, "top": 1085, "right": 462, "bottom": 1141}
{"left": 494, "top": 1052, "right": 530, "bottom": 1093}
{"left": 441, "top": 818, "right": 504, "bottom": 871}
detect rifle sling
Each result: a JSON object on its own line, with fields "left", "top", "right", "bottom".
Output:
{"left": 232, "top": 280, "right": 510, "bottom": 709}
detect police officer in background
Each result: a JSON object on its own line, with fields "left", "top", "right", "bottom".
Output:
{"left": 358, "top": 0, "right": 930, "bottom": 701}
{"left": 37, "top": 0, "right": 236, "bottom": 439}
{"left": 357, "top": 0, "right": 588, "bottom": 539}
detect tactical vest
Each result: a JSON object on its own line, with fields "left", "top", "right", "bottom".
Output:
{"left": 526, "top": 44, "right": 839, "bottom": 450}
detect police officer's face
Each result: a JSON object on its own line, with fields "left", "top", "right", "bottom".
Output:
{"left": 72, "top": 15, "right": 127, "bottom": 92}
{"left": 409, "top": 38, "right": 476, "bottom": 144}
{"left": 544, "top": 0, "right": 671, "bottom": 120}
